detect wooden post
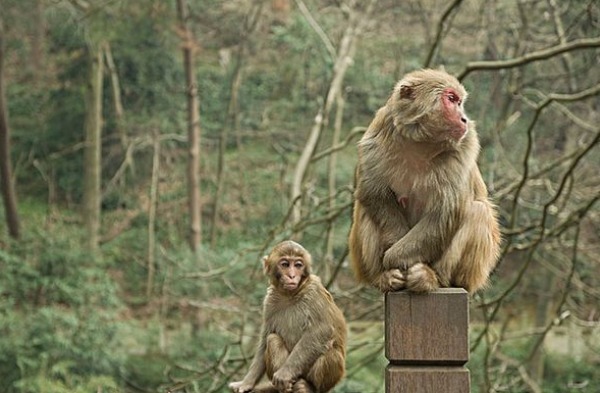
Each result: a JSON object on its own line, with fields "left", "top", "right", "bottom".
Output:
{"left": 385, "top": 288, "right": 470, "bottom": 393}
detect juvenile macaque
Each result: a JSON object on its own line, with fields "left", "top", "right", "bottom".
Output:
{"left": 229, "top": 241, "right": 347, "bottom": 393}
{"left": 349, "top": 69, "right": 501, "bottom": 293}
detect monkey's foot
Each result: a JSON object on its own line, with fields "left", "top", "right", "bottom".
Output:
{"left": 228, "top": 380, "right": 257, "bottom": 393}
{"left": 378, "top": 269, "right": 406, "bottom": 292}
{"left": 405, "top": 263, "right": 440, "bottom": 293}
{"left": 292, "top": 379, "right": 315, "bottom": 393}
{"left": 250, "top": 382, "right": 278, "bottom": 393}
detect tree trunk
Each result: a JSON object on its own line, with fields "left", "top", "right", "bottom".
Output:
{"left": 527, "top": 268, "right": 555, "bottom": 386}
{"left": 177, "top": 0, "right": 202, "bottom": 252}
{"left": 323, "top": 91, "right": 344, "bottom": 283}
{"left": 210, "top": 2, "right": 263, "bottom": 248}
{"left": 147, "top": 130, "right": 160, "bottom": 298}
{"left": 31, "top": 0, "right": 46, "bottom": 81}
{"left": 83, "top": 40, "right": 104, "bottom": 252}
{"left": 0, "top": 17, "right": 21, "bottom": 239}
{"left": 103, "top": 42, "right": 126, "bottom": 148}
{"left": 290, "top": 0, "right": 377, "bottom": 229}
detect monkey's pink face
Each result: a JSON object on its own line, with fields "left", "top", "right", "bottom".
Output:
{"left": 441, "top": 88, "right": 468, "bottom": 141}
{"left": 276, "top": 258, "right": 306, "bottom": 291}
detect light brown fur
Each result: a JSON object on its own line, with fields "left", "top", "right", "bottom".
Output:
{"left": 349, "top": 69, "right": 501, "bottom": 293}
{"left": 229, "top": 241, "right": 347, "bottom": 393}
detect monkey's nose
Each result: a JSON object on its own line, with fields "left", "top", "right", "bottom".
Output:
{"left": 460, "top": 117, "right": 468, "bottom": 124}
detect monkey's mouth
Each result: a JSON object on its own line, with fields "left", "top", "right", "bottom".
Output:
{"left": 450, "top": 126, "right": 467, "bottom": 141}
{"left": 283, "top": 282, "right": 299, "bottom": 291}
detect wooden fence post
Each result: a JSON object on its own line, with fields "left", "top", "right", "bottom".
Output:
{"left": 385, "top": 288, "right": 470, "bottom": 393}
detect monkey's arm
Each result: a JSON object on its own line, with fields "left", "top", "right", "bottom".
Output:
{"left": 351, "top": 165, "right": 411, "bottom": 288}
{"left": 274, "top": 296, "right": 334, "bottom": 381}
{"left": 284, "top": 323, "right": 332, "bottom": 374}
{"left": 382, "top": 189, "right": 460, "bottom": 270}
{"left": 270, "top": 322, "right": 333, "bottom": 393}
{"left": 355, "top": 172, "right": 410, "bottom": 234}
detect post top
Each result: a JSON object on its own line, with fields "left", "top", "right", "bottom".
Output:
{"left": 385, "top": 287, "right": 468, "bottom": 299}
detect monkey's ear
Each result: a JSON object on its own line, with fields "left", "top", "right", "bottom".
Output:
{"left": 399, "top": 85, "right": 414, "bottom": 99}
{"left": 304, "top": 262, "right": 311, "bottom": 276}
{"left": 303, "top": 255, "right": 312, "bottom": 276}
{"left": 262, "top": 256, "right": 270, "bottom": 275}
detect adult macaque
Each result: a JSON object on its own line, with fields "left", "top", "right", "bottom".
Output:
{"left": 229, "top": 241, "right": 347, "bottom": 393}
{"left": 349, "top": 69, "right": 501, "bottom": 293}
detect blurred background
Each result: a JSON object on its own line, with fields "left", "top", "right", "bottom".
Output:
{"left": 0, "top": 0, "right": 598, "bottom": 392}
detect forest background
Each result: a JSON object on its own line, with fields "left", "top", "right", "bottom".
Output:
{"left": 0, "top": 0, "right": 599, "bottom": 392}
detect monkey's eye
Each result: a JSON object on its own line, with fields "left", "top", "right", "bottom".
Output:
{"left": 280, "top": 259, "right": 290, "bottom": 268}
{"left": 448, "top": 93, "right": 460, "bottom": 104}
{"left": 294, "top": 260, "right": 304, "bottom": 269}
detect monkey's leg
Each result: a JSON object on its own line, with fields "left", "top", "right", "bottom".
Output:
{"left": 437, "top": 200, "right": 500, "bottom": 292}
{"left": 304, "top": 348, "right": 345, "bottom": 393}
{"left": 291, "top": 379, "right": 315, "bottom": 393}
{"left": 351, "top": 205, "right": 408, "bottom": 292}
{"left": 230, "top": 380, "right": 278, "bottom": 393}
{"left": 264, "top": 333, "right": 290, "bottom": 380}
{"left": 251, "top": 382, "right": 279, "bottom": 393}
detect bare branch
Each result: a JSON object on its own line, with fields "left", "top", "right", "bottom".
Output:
{"left": 504, "top": 84, "right": 600, "bottom": 247}
{"left": 547, "top": 82, "right": 600, "bottom": 101}
{"left": 458, "top": 37, "right": 600, "bottom": 80}
{"left": 423, "top": 0, "right": 463, "bottom": 67}
{"left": 525, "top": 225, "right": 580, "bottom": 365}
{"left": 495, "top": 351, "right": 543, "bottom": 393}
{"left": 294, "top": 0, "right": 336, "bottom": 59}
{"left": 69, "top": 0, "right": 90, "bottom": 11}
{"left": 310, "top": 126, "right": 366, "bottom": 163}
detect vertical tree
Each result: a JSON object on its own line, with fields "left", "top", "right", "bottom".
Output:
{"left": 0, "top": 16, "right": 21, "bottom": 239}
{"left": 103, "top": 42, "right": 126, "bottom": 148}
{"left": 82, "top": 40, "right": 104, "bottom": 252}
{"left": 147, "top": 130, "right": 161, "bottom": 298}
{"left": 323, "top": 91, "right": 344, "bottom": 282}
{"left": 31, "top": 0, "right": 46, "bottom": 81}
{"left": 209, "top": 1, "right": 264, "bottom": 247}
{"left": 66, "top": 0, "right": 105, "bottom": 252}
{"left": 177, "top": 0, "right": 202, "bottom": 252}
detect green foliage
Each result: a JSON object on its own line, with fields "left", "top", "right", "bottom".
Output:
{"left": 126, "top": 353, "right": 172, "bottom": 392}
{"left": 162, "top": 243, "right": 265, "bottom": 301}
{"left": 469, "top": 326, "right": 600, "bottom": 393}
{"left": 1, "top": 0, "right": 598, "bottom": 391}
{"left": 197, "top": 62, "right": 229, "bottom": 137}
{"left": 0, "top": 233, "right": 124, "bottom": 392}
{"left": 111, "top": 13, "right": 181, "bottom": 115}
{"left": 543, "top": 354, "right": 600, "bottom": 393}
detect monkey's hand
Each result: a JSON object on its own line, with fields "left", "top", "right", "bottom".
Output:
{"left": 228, "top": 380, "right": 254, "bottom": 393}
{"left": 272, "top": 367, "right": 296, "bottom": 393}
{"left": 378, "top": 269, "right": 406, "bottom": 292}
{"left": 405, "top": 263, "right": 440, "bottom": 293}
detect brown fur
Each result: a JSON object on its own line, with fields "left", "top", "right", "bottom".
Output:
{"left": 229, "top": 241, "right": 347, "bottom": 393}
{"left": 348, "top": 69, "right": 501, "bottom": 293}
